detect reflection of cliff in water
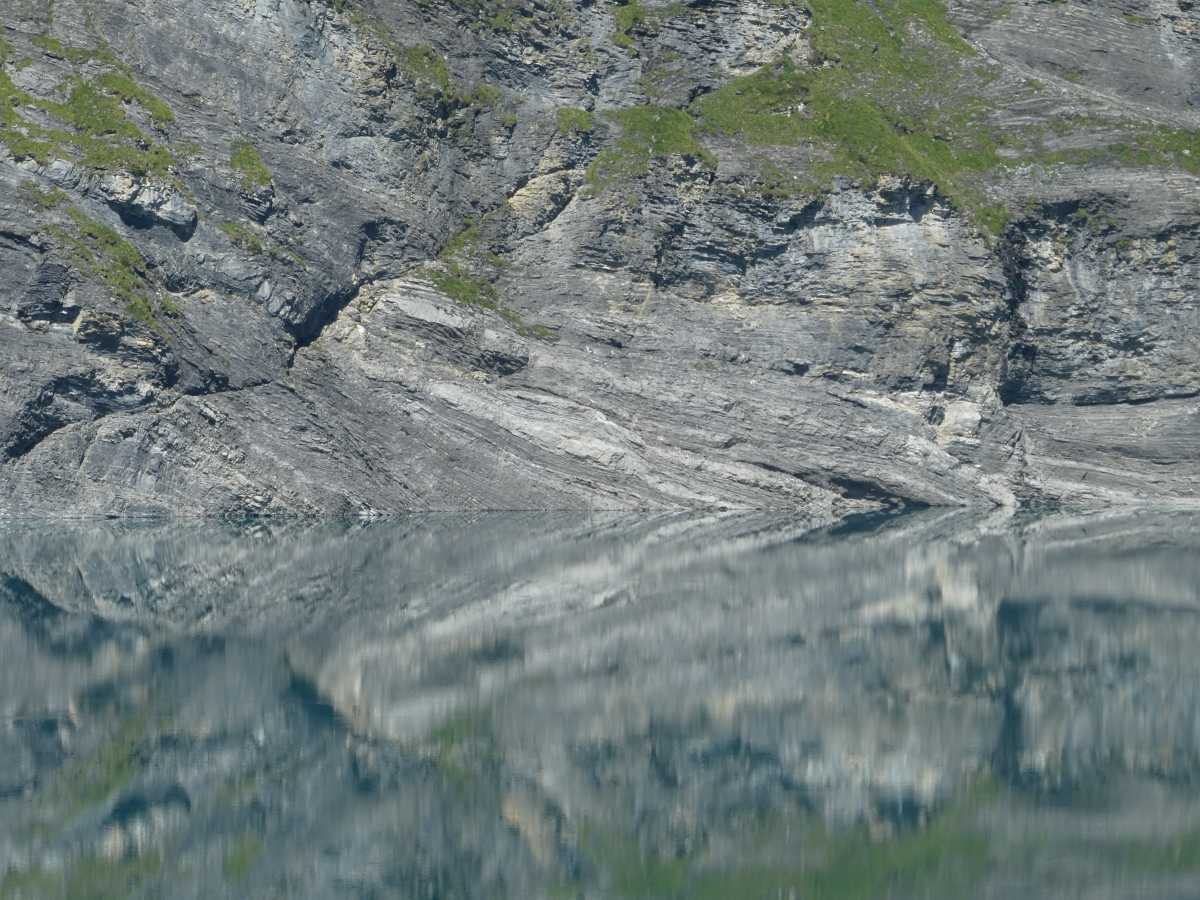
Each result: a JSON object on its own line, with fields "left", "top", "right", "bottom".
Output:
{"left": 3, "top": 510, "right": 1200, "bottom": 898}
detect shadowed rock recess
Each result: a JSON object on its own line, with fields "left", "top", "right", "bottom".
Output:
{"left": 1, "top": 0, "right": 1198, "bottom": 515}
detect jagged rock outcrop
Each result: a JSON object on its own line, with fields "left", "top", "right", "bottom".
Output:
{"left": 1, "top": 0, "right": 1198, "bottom": 515}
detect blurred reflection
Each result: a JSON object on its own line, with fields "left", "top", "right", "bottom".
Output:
{"left": 2, "top": 509, "right": 1200, "bottom": 898}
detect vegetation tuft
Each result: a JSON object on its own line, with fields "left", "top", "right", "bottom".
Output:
{"left": 402, "top": 44, "right": 453, "bottom": 94}
{"left": 218, "top": 220, "right": 266, "bottom": 255}
{"left": 229, "top": 140, "right": 272, "bottom": 191}
{"left": 219, "top": 220, "right": 305, "bottom": 268}
{"left": 612, "top": 0, "right": 650, "bottom": 49}
{"left": 610, "top": 0, "right": 689, "bottom": 52}
{"left": 20, "top": 182, "right": 68, "bottom": 209}
{"left": 1, "top": 34, "right": 176, "bottom": 176}
{"left": 94, "top": 71, "right": 174, "bottom": 127}
{"left": 683, "top": 0, "right": 1200, "bottom": 233}
{"left": 331, "top": 2, "right": 506, "bottom": 112}
{"left": 556, "top": 106, "right": 594, "bottom": 136}
{"left": 586, "top": 106, "right": 714, "bottom": 193}
{"left": 50, "top": 208, "right": 175, "bottom": 327}
{"left": 433, "top": 215, "right": 555, "bottom": 340}
{"left": 690, "top": 0, "right": 1008, "bottom": 232}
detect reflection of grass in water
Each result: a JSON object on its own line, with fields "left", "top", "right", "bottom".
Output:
{"left": 14, "top": 712, "right": 151, "bottom": 848}
{"left": 802, "top": 801, "right": 991, "bottom": 900}
{"left": 581, "top": 826, "right": 690, "bottom": 898}
{"left": 38, "top": 713, "right": 149, "bottom": 828}
{"left": 1116, "top": 830, "right": 1200, "bottom": 873}
{"left": 1001, "top": 781, "right": 1200, "bottom": 879}
{"left": 222, "top": 834, "right": 264, "bottom": 882}
{"left": 0, "top": 851, "right": 161, "bottom": 900}
{"left": 427, "top": 709, "right": 499, "bottom": 789}
{"left": 429, "top": 709, "right": 490, "bottom": 750}
{"left": 576, "top": 780, "right": 996, "bottom": 899}
{"left": 215, "top": 771, "right": 260, "bottom": 808}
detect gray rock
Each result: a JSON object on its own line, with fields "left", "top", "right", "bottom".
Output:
{"left": 97, "top": 174, "right": 198, "bottom": 239}
{"left": 0, "top": 0, "right": 1198, "bottom": 515}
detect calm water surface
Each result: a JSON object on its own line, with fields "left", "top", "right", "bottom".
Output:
{"left": 2, "top": 509, "right": 1200, "bottom": 899}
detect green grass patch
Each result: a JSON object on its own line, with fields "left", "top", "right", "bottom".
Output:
{"left": 442, "top": 0, "right": 572, "bottom": 35}
{"left": 439, "top": 219, "right": 484, "bottom": 261}
{"left": 1030, "top": 121, "right": 1200, "bottom": 175}
{"left": 30, "top": 35, "right": 122, "bottom": 67}
{"left": 218, "top": 220, "right": 266, "bottom": 255}
{"left": 583, "top": 826, "right": 690, "bottom": 898}
{"left": 688, "top": 0, "right": 1200, "bottom": 232}
{"left": 20, "top": 182, "right": 68, "bottom": 209}
{"left": 488, "top": 6, "right": 516, "bottom": 31}
{"left": 50, "top": 79, "right": 146, "bottom": 139}
{"left": 556, "top": 106, "right": 594, "bottom": 135}
{"left": 610, "top": 1, "right": 690, "bottom": 52}
{"left": 49, "top": 208, "right": 169, "bottom": 328}
{"left": 1, "top": 40, "right": 175, "bottom": 176}
{"left": 801, "top": 794, "right": 993, "bottom": 899}
{"left": 431, "top": 261, "right": 501, "bottom": 309}
{"left": 0, "top": 59, "right": 56, "bottom": 163}
{"left": 690, "top": 0, "right": 1008, "bottom": 232}
{"left": 401, "top": 44, "right": 452, "bottom": 93}
{"left": 612, "top": 0, "right": 650, "bottom": 49}
{"left": 433, "top": 213, "right": 554, "bottom": 340}
{"left": 586, "top": 105, "right": 715, "bottom": 193}
{"left": 440, "top": 215, "right": 509, "bottom": 270}
{"left": 219, "top": 220, "right": 305, "bottom": 268}
{"left": 94, "top": 71, "right": 174, "bottom": 126}
{"left": 229, "top": 139, "right": 272, "bottom": 191}
{"left": 469, "top": 81, "right": 502, "bottom": 108}
{"left": 333, "top": 3, "right": 505, "bottom": 111}
{"left": 424, "top": 708, "right": 504, "bottom": 789}
{"left": 430, "top": 262, "right": 553, "bottom": 340}
{"left": 1119, "top": 127, "right": 1200, "bottom": 173}
{"left": 270, "top": 243, "right": 306, "bottom": 268}
{"left": 692, "top": 59, "right": 809, "bottom": 145}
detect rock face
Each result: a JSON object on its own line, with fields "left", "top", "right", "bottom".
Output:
{"left": 0, "top": 0, "right": 1198, "bottom": 515}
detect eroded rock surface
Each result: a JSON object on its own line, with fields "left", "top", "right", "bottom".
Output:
{"left": 1, "top": 0, "right": 1198, "bottom": 514}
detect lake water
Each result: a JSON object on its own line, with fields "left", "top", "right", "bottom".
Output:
{"left": 2, "top": 509, "right": 1200, "bottom": 899}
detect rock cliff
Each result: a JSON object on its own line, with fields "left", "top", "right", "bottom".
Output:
{"left": 1, "top": 0, "right": 1198, "bottom": 515}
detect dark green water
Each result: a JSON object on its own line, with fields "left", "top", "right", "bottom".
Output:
{"left": 2, "top": 509, "right": 1200, "bottom": 899}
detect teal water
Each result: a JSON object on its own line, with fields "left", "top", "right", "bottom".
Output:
{"left": 2, "top": 509, "right": 1200, "bottom": 899}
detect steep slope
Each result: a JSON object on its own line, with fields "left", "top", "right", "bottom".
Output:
{"left": 1, "top": 0, "right": 1198, "bottom": 515}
